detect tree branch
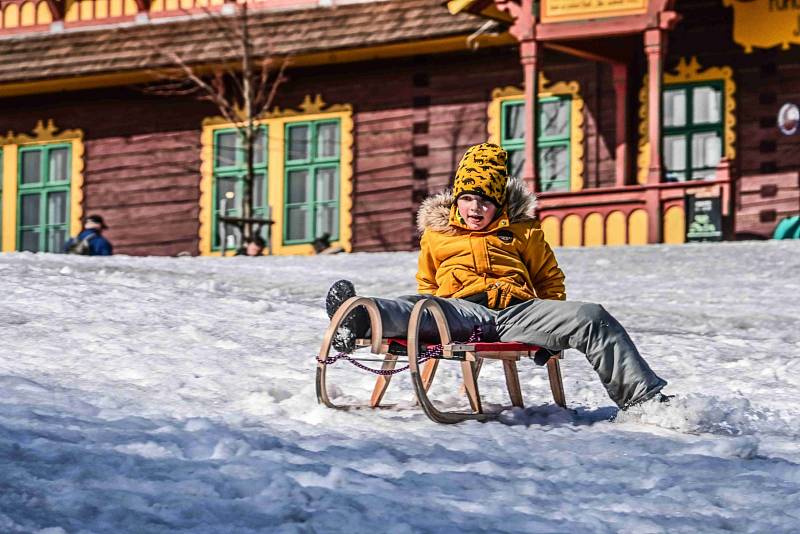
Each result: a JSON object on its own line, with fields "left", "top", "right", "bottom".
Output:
{"left": 259, "top": 55, "right": 290, "bottom": 116}
{"left": 162, "top": 51, "right": 238, "bottom": 123}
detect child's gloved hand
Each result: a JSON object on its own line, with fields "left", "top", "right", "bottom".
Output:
{"left": 533, "top": 347, "right": 559, "bottom": 366}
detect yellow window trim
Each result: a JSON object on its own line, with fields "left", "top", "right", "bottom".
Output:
{"left": 199, "top": 94, "right": 354, "bottom": 256}
{"left": 0, "top": 120, "right": 84, "bottom": 252}
{"left": 637, "top": 57, "right": 736, "bottom": 185}
{"left": 487, "top": 74, "right": 585, "bottom": 192}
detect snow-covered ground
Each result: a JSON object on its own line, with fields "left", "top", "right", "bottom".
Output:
{"left": 1, "top": 241, "right": 799, "bottom": 533}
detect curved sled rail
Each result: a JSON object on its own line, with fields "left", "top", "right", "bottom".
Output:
{"left": 407, "top": 298, "right": 493, "bottom": 424}
{"left": 317, "top": 296, "right": 384, "bottom": 409}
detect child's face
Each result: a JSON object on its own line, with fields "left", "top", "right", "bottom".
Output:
{"left": 457, "top": 194, "right": 498, "bottom": 231}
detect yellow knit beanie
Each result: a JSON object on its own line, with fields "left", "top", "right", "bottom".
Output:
{"left": 452, "top": 143, "right": 509, "bottom": 207}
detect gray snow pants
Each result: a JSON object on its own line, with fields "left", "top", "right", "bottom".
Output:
{"left": 371, "top": 295, "right": 667, "bottom": 409}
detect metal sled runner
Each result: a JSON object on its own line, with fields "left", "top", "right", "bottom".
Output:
{"left": 317, "top": 296, "right": 566, "bottom": 424}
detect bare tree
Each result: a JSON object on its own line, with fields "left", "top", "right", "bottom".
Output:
{"left": 147, "top": 3, "right": 289, "bottom": 243}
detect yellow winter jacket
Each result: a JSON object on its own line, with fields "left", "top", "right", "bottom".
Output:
{"left": 415, "top": 179, "right": 565, "bottom": 309}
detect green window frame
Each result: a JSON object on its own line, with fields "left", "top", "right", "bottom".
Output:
{"left": 283, "top": 119, "right": 341, "bottom": 245}
{"left": 16, "top": 143, "right": 71, "bottom": 253}
{"left": 661, "top": 81, "right": 724, "bottom": 182}
{"left": 500, "top": 96, "right": 572, "bottom": 192}
{"left": 211, "top": 126, "right": 269, "bottom": 250}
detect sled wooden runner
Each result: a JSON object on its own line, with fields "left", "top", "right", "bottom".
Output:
{"left": 406, "top": 298, "right": 566, "bottom": 424}
{"left": 317, "top": 296, "right": 442, "bottom": 411}
{"left": 317, "top": 296, "right": 567, "bottom": 423}
{"left": 317, "top": 296, "right": 386, "bottom": 410}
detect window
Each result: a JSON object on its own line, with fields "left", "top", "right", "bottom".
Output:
{"left": 199, "top": 100, "right": 353, "bottom": 256}
{"left": 16, "top": 144, "right": 71, "bottom": 252}
{"left": 500, "top": 96, "right": 572, "bottom": 192}
{"left": 211, "top": 127, "right": 268, "bottom": 250}
{"left": 662, "top": 82, "right": 723, "bottom": 182}
{"left": 283, "top": 119, "right": 341, "bottom": 244}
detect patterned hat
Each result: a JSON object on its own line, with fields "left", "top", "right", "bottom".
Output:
{"left": 452, "top": 143, "right": 509, "bottom": 208}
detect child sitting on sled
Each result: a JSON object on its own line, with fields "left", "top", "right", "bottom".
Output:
{"left": 326, "top": 143, "right": 669, "bottom": 409}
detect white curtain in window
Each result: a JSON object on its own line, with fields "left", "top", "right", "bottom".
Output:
{"left": 664, "top": 135, "right": 687, "bottom": 173}
{"left": 664, "top": 89, "right": 686, "bottom": 128}
{"left": 693, "top": 86, "right": 722, "bottom": 125}
{"left": 692, "top": 132, "right": 722, "bottom": 170}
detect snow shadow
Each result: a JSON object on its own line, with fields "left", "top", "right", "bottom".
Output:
{"left": 495, "top": 403, "right": 617, "bottom": 427}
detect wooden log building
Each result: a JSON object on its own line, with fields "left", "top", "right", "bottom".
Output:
{"left": 1, "top": 0, "right": 798, "bottom": 256}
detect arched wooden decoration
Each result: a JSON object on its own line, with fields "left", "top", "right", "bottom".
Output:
{"left": 20, "top": 1, "right": 36, "bottom": 25}
{"left": 663, "top": 205, "right": 686, "bottom": 244}
{"left": 3, "top": 3, "right": 20, "bottom": 27}
{"left": 36, "top": 1, "right": 52, "bottom": 23}
{"left": 628, "top": 209, "right": 648, "bottom": 245}
{"left": 562, "top": 214, "right": 582, "bottom": 247}
{"left": 540, "top": 216, "right": 561, "bottom": 247}
{"left": 583, "top": 212, "right": 604, "bottom": 247}
{"left": 605, "top": 211, "right": 627, "bottom": 246}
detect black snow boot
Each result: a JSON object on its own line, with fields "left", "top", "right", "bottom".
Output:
{"left": 325, "top": 280, "right": 369, "bottom": 353}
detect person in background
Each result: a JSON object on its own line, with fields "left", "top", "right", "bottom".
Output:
{"left": 64, "top": 214, "right": 113, "bottom": 256}
{"left": 312, "top": 232, "right": 344, "bottom": 255}
{"left": 236, "top": 236, "right": 266, "bottom": 257}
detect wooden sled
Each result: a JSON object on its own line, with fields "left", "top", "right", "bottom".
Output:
{"left": 317, "top": 296, "right": 567, "bottom": 423}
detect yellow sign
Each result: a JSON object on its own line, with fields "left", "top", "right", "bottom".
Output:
{"left": 540, "top": 0, "right": 648, "bottom": 23}
{"left": 724, "top": 0, "right": 800, "bottom": 53}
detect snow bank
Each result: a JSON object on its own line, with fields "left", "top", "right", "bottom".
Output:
{"left": 1, "top": 241, "right": 799, "bottom": 532}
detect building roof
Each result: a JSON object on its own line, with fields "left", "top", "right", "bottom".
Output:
{"left": 0, "top": 0, "right": 487, "bottom": 87}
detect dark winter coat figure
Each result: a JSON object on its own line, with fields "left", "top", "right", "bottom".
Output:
{"left": 64, "top": 214, "right": 113, "bottom": 256}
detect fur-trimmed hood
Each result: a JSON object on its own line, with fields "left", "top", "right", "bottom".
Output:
{"left": 416, "top": 178, "right": 538, "bottom": 234}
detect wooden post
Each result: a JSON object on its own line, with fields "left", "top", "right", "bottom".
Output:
{"left": 546, "top": 357, "right": 566, "bottom": 408}
{"left": 497, "top": 0, "right": 539, "bottom": 190}
{"left": 461, "top": 359, "right": 482, "bottom": 413}
{"left": 612, "top": 63, "right": 629, "bottom": 187}
{"left": 502, "top": 360, "right": 524, "bottom": 408}
{"left": 521, "top": 39, "right": 540, "bottom": 192}
{"left": 645, "top": 28, "right": 664, "bottom": 243}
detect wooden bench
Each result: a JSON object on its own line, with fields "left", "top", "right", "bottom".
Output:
{"left": 317, "top": 297, "right": 566, "bottom": 424}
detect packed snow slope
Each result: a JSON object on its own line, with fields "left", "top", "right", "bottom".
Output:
{"left": 1, "top": 241, "right": 799, "bottom": 533}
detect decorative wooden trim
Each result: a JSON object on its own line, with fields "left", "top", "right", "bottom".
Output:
{"left": 201, "top": 94, "right": 352, "bottom": 127}
{"left": 1, "top": 148, "right": 16, "bottom": 252}
{"left": 663, "top": 204, "right": 685, "bottom": 244}
{"left": 0, "top": 120, "right": 84, "bottom": 251}
{"left": 487, "top": 74, "right": 585, "bottom": 191}
{"left": 199, "top": 94, "right": 354, "bottom": 256}
{"left": 198, "top": 122, "right": 215, "bottom": 255}
{"left": 637, "top": 57, "right": 736, "bottom": 185}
